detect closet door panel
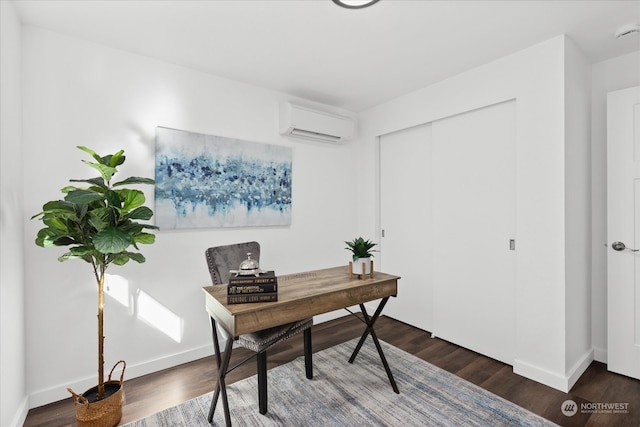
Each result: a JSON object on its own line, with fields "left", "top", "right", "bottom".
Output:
{"left": 379, "top": 123, "right": 433, "bottom": 331}
{"left": 432, "top": 100, "right": 516, "bottom": 364}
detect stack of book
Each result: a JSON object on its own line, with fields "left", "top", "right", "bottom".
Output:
{"left": 227, "top": 271, "right": 278, "bottom": 304}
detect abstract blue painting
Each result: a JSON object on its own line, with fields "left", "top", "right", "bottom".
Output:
{"left": 155, "top": 127, "right": 292, "bottom": 229}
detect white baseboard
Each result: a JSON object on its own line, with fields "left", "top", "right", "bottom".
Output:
{"left": 593, "top": 345, "right": 607, "bottom": 363}
{"left": 513, "top": 348, "right": 593, "bottom": 393}
{"left": 27, "top": 311, "right": 356, "bottom": 410}
{"left": 566, "top": 349, "right": 594, "bottom": 390}
{"left": 28, "top": 344, "right": 212, "bottom": 409}
{"left": 513, "top": 359, "right": 570, "bottom": 392}
{"left": 3, "top": 395, "right": 28, "bottom": 427}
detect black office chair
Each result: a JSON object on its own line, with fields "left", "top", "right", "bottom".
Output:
{"left": 205, "top": 241, "right": 313, "bottom": 418}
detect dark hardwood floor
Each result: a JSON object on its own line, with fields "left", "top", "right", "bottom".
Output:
{"left": 24, "top": 315, "right": 640, "bottom": 426}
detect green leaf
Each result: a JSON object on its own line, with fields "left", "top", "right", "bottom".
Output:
{"left": 42, "top": 216, "right": 68, "bottom": 231}
{"left": 81, "top": 160, "right": 118, "bottom": 183}
{"left": 113, "top": 176, "right": 155, "bottom": 187}
{"left": 107, "top": 150, "right": 125, "bottom": 167}
{"left": 52, "top": 236, "right": 76, "bottom": 246}
{"left": 57, "top": 251, "right": 94, "bottom": 263}
{"left": 35, "top": 228, "right": 77, "bottom": 247}
{"left": 78, "top": 202, "right": 89, "bottom": 220}
{"left": 70, "top": 246, "right": 93, "bottom": 256}
{"left": 57, "top": 252, "right": 74, "bottom": 262}
{"left": 52, "top": 232, "right": 78, "bottom": 245}
{"left": 110, "top": 251, "right": 145, "bottom": 266}
{"left": 126, "top": 252, "right": 146, "bottom": 263}
{"left": 37, "top": 209, "right": 78, "bottom": 223}
{"left": 77, "top": 146, "right": 102, "bottom": 163}
{"left": 31, "top": 200, "right": 76, "bottom": 219}
{"left": 69, "top": 177, "right": 108, "bottom": 190}
{"left": 134, "top": 232, "right": 155, "bottom": 244}
{"left": 118, "top": 189, "right": 145, "bottom": 211}
{"left": 60, "top": 185, "right": 79, "bottom": 194}
{"left": 88, "top": 209, "right": 110, "bottom": 231}
{"left": 35, "top": 228, "right": 58, "bottom": 247}
{"left": 104, "top": 190, "right": 122, "bottom": 209}
{"left": 126, "top": 206, "right": 153, "bottom": 220}
{"left": 111, "top": 253, "right": 130, "bottom": 266}
{"left": 93, "top": 227, "right": 132, "bottom": 254}
{"left": 53, "top": 236, "right": 78, "bottom": 246}
{"left": 42, "top": 200, "right": 76, "bottom": 213}
{"left": 65, "top": 189, "right": 105, "bottom": 205}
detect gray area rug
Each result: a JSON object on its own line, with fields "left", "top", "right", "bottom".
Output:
{"left": 122, "top": 339, "right": 558, "bottom": 426}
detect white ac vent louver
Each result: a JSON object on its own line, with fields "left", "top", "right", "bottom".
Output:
{"left": 279, "top": 102, "right": 355, "bottom": 144}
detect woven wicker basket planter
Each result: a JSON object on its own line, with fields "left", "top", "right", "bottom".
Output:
{"left": 68, "top": 361, "right": 126, "bottom": 427}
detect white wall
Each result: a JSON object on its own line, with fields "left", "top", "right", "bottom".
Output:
{"left": 357, "top": 35, "right": 589, "bottom": 392}
{"left": 21, "top": 26, "right": 359, "bottom": 407}
{"left": 0, "top": 2, "right": 27, "bottom": 426}
{"left": 563, "top": 36, "right": 593, "bottom": 386}
{"left": 591, "top": 50, "right": 640, "bottom": 362}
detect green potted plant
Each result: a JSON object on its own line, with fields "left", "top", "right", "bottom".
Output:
{"left": 345, "top": 237, "right": 377, "bottom": 275}
{"left": 32, "top": 146, "right": 158, "bottom": 427}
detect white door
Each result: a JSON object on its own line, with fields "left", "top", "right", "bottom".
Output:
{"left": 431, "top": 100, "right": 516, "bottom": 365}
{"left": 379, "top": 123, "right": 433, "bottom": 331}
{"left": 607, "top": 86, "right": 640, "bottom": 380}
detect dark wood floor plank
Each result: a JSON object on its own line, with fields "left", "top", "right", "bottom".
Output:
{"left": 24, "top": 314, "right": 640, "bottom": 427}
{"left": 455, "top": 355, "right": 504, "bottom": 385}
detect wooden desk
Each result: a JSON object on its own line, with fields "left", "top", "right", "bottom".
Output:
{"left": 203, "top": 265, "right": 401, "bottom": 426}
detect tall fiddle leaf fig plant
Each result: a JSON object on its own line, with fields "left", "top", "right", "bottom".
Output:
{"left": 32, "top": 146, "right": 158, "bottom": 399}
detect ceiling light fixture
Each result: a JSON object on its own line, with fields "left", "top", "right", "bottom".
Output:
{"left": 332, "top": 0, "right": 381, "bottom": 9}
{"left": 614, "top": 23, "right": 640, "bottom": 39}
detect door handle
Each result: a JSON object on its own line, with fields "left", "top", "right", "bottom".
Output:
{"left": 612, "top": 241, "right": 639, "bottom": 252}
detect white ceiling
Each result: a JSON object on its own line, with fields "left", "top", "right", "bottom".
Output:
{"left": 13, "top": 0, "right": 640, "bottom": 112}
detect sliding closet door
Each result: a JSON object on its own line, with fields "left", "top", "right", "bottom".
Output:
{"left": 379, "top": 123, "right": 433, "bottom": 331}
{"left": 432, "top": 100, "right": 516, "bottom": 364}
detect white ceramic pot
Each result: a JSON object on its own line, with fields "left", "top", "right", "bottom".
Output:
{"left": 352, "top": 257, "right": 371, "bottom": 275}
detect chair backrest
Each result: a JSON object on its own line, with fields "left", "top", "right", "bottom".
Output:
{"left": 205, "top": 241, "right": 260, "bottom": 285}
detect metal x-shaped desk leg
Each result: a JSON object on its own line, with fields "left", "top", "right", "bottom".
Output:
{"left": 208, "top": 317, "right": 234, "bottom": 426}
{"left": 348, "top": 297, "right": 399, "bottom": 394}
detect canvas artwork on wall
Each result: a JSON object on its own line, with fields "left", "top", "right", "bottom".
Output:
{"left": 155, "top": 127, "right": 292, "bottom": 229}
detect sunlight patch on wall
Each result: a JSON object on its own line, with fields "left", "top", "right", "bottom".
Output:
{"left": 105, "top": 274, "right": 131, "bottom": 309}
{"left": 105, "top": 274, "right": 184, "bottom": 343}
{"left": 137, "top": 289, "right": 184, "bottom": 343}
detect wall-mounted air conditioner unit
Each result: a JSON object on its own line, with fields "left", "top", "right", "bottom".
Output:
{"left": 279, "top": 102, "right": 355, "bottom": 143}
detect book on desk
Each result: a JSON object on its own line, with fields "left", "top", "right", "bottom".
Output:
{"left": 227, "top": 271, "right": 278, "bottom": 304}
